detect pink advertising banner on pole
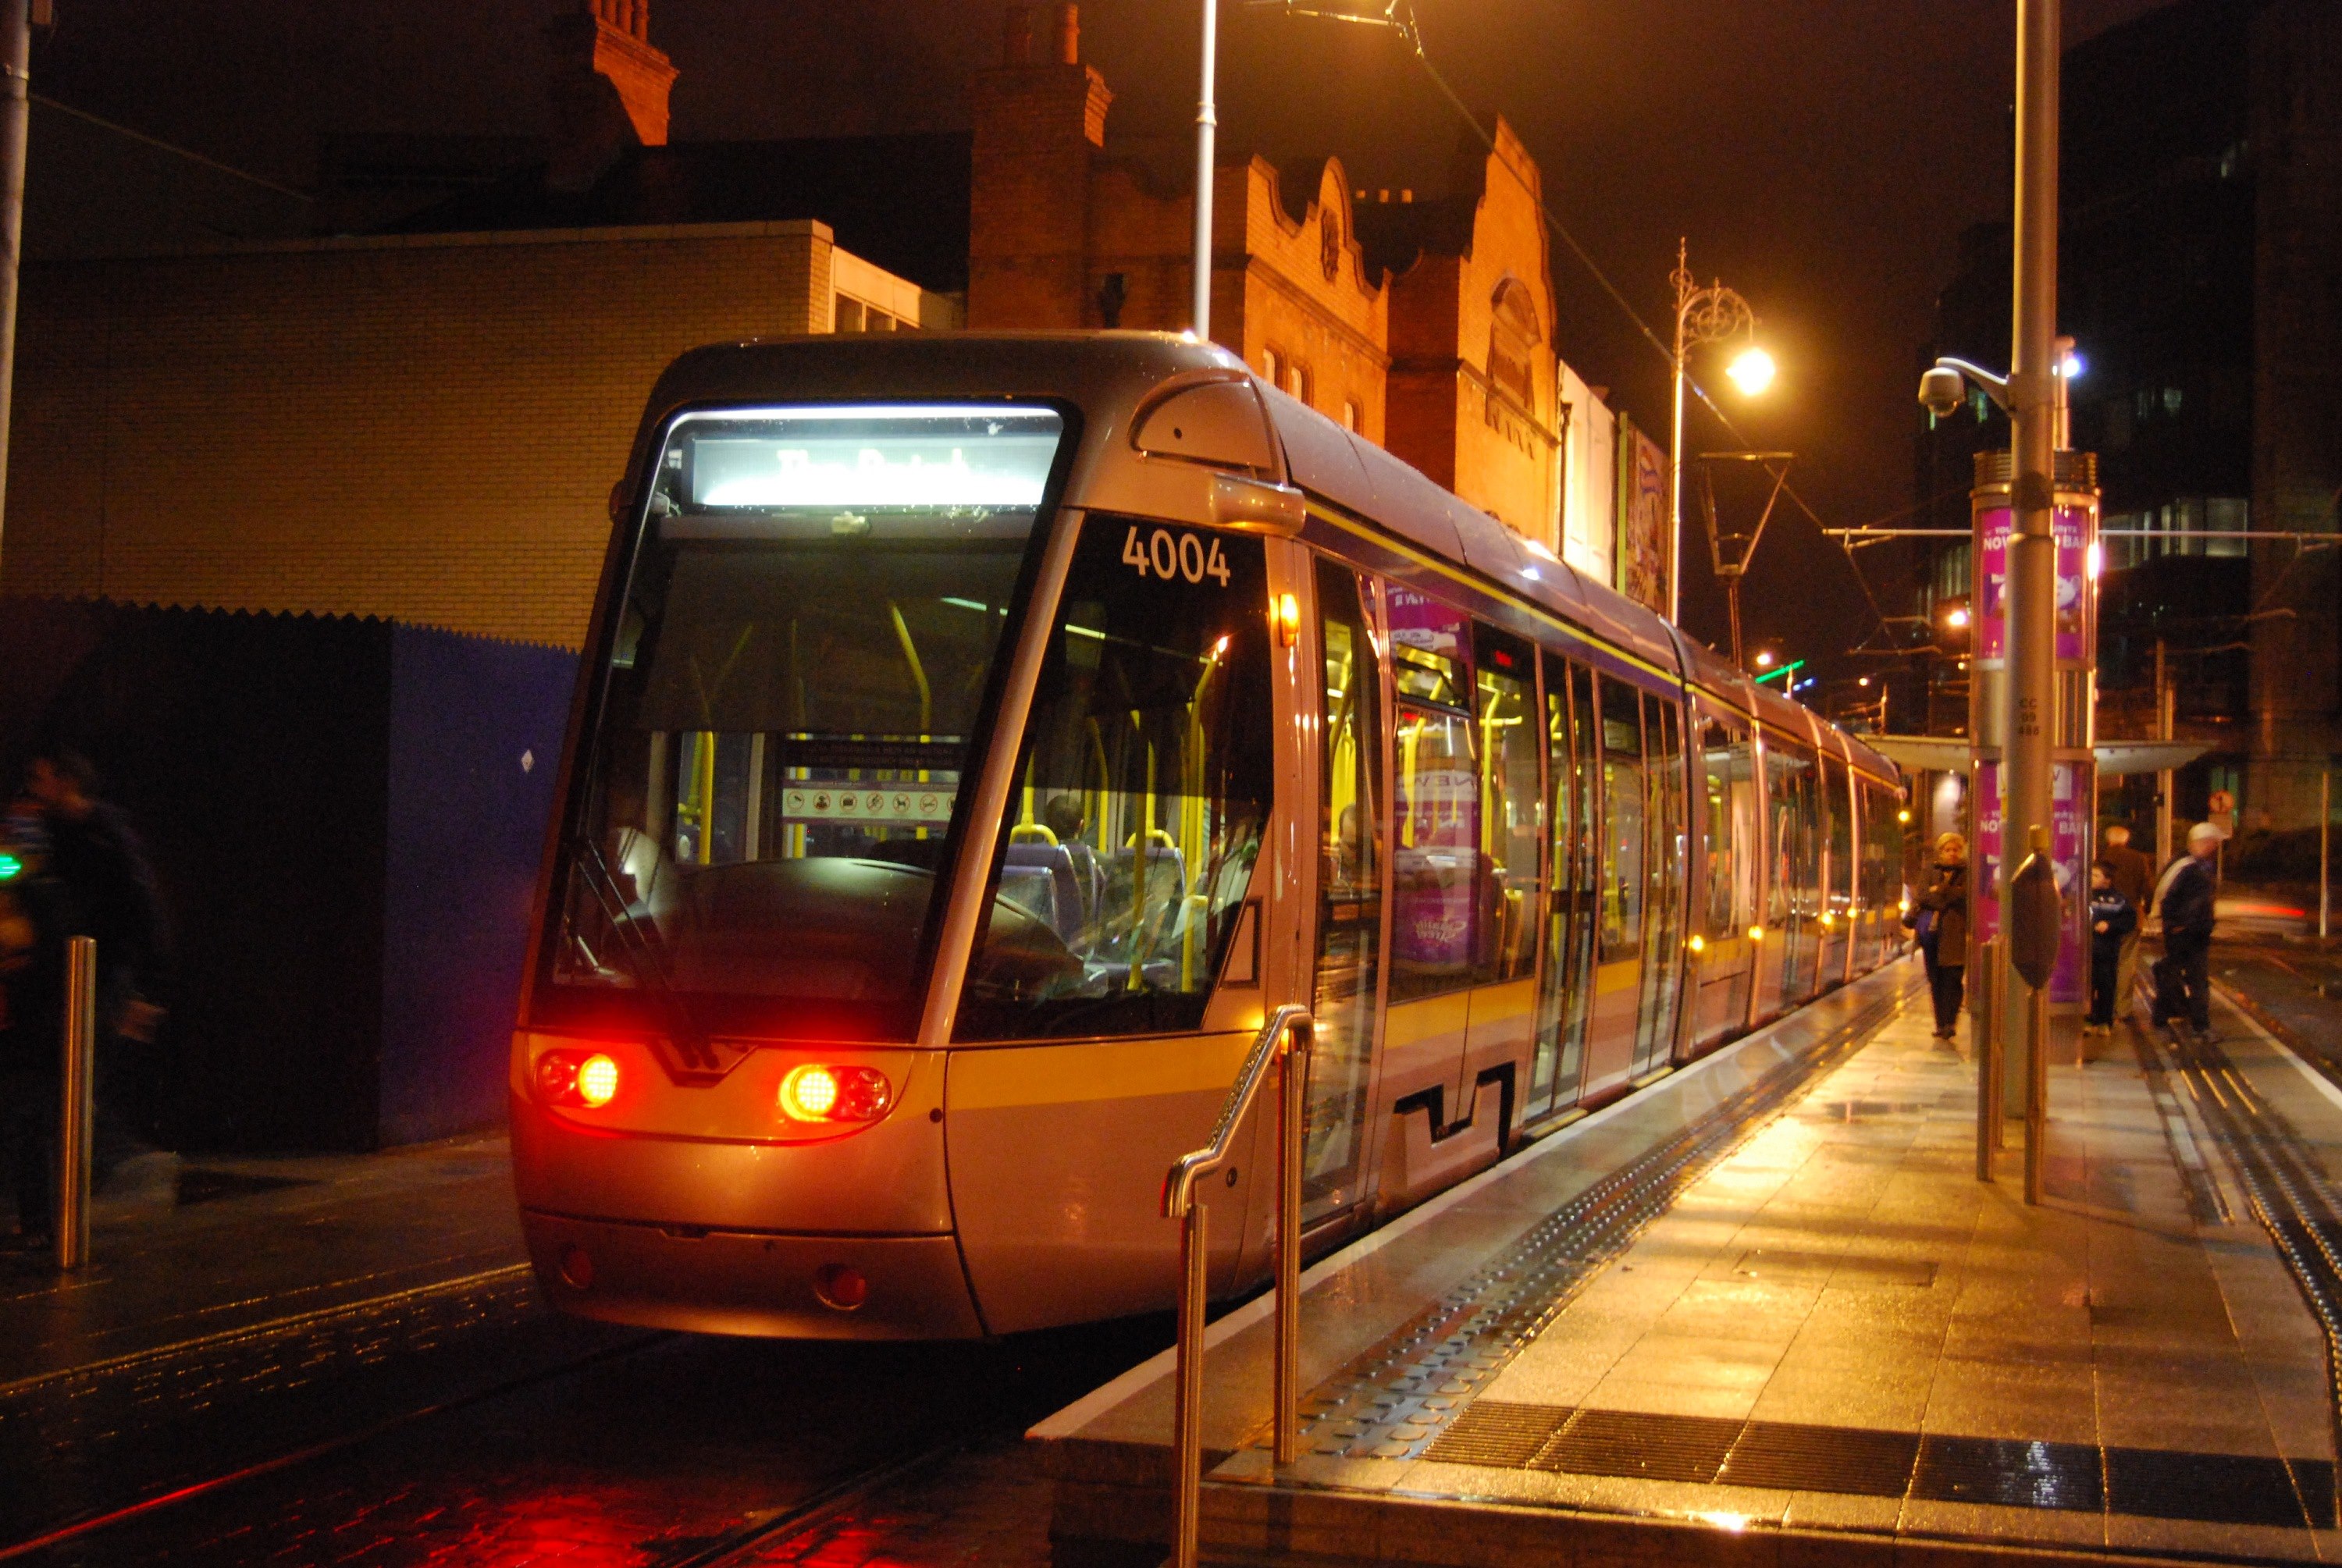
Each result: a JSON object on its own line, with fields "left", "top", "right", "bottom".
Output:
{"left": 1977, "top": 504, "right": 2090, "bottom": 662}
{"left": 1974, "top": 759, "right": 2088, "bottom": 1005}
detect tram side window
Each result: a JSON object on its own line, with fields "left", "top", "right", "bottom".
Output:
{"left": 1475, "top": 625, "right": 1543, "bottom": 983}
{"left": 1765, "top": 739, "right": 1817, "bottom": 926}
{"left": 1699, "top": 716, "right": 1757, "bottom": 938}
{"left": 1390, "top": 588, "right": 1479, "bottom": 1001}
{"left": 1824, "top": 756, "right": 1854, "bottom": 920}
{"left": 1863, "top": 784, "right": 1899, "bottom": 912}
{"left": 1597, "top": 675, "right": 1645, "bottom": 961}
{"left": 956, "top": 517, "right": 1272, "bottom": 1040}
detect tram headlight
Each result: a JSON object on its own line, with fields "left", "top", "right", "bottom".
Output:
{"left": 1687, "top": 934, "right": 1706, "bottom": 954}
{"left": 1749, "top": 925, "right": 1766, "bottom": 943}
{"left": 536, "top": 1048, "right": 621, "bottom": 1109}
{"left": 781, "top": 1063, "right": 893, "bottom": 1125}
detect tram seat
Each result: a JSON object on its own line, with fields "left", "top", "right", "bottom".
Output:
{"left": 1002, "top": 844, "right": 1085, "bottom": 944}
{"left": 1105, "top": 846, "right": 1187, "bottom": 955}
{"left": 611, "top": 826, "right": 672, "bottom": 918}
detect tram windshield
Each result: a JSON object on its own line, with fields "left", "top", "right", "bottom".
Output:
{"left": 539, "top": 404, "right": 1066, "bottom": 1038}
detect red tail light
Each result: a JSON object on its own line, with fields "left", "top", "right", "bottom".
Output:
{"left": 536, "top": 1048, "right": 621, "bottom": 1108}
{"left": 780, "top": 1064, "right": 893, "bottom": 1125}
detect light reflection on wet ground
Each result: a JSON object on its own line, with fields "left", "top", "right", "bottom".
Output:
{"left": 10, "top": 1275, "right": 1163, "bottom": 1568}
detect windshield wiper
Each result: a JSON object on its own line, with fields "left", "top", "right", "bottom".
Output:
{"left": 564, "top": 834, "right": 717, "bottom": 1071}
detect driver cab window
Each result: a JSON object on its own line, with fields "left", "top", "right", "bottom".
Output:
{"left": 956, "top": 515, "right": 1272, "bottom": 1040}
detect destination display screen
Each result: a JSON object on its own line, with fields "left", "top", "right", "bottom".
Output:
{"left": 677, "top": 405, "right": 1063, "bottom": 513}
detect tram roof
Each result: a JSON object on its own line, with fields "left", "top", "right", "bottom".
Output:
{"left": 638, "top": 332, "right": 1889, "bottom": 780}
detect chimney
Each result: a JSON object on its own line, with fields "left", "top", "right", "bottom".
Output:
{"left": 546, "top": 0, "right": 678, "bottom": 187}
{"left": 967, "top": 3, "right": 1112, "bottom": 328}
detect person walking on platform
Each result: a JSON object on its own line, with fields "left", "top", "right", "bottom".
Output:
{"left": 2098, "top": 823, "right": 2153, "bottom": 1023}
{"left": 23, "top": 748, "right": 169, "bottom": 1181}
{"left": 1913, "top": 833, "right": 1970, "bottom": 1040}
{"left": 2084, "top": 862, "right": 2136, "bottom": 1035}
{"left": 0, "top": 798, "right": 67, "bottom": 1249}
{"left": 2152, "top": 822, "right": 2223, "bottom": 1043}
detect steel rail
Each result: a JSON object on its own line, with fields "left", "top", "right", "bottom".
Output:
{"left": 0, "top": 1327, "right": 667, "bottom": 1562}
{"left": 1162, "top": 1003, "right": 1313, "bottom": 1568}
{"left": 2140, "top": 1015, "right": 2342, "bottom": 1530}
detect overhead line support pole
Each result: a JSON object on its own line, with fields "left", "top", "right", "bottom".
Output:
{"left": 2003, "top": 0, "right": 2061, "bottom": 1201}
{"left": 0, "top": 0, "right": 30, "bottom": 575}
{"left": 1191, "top": 0, "right": 1218, "bottom": 341}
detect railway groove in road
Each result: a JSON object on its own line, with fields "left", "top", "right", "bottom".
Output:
{"left": 5, "top": 1254, "right": 1167, "bottom": 1567}
{"left": 2135, "top": 1008, "right": 2342, "bottom": 1529}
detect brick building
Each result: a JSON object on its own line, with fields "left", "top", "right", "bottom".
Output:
{"left": 2, "top": 0, "right": 1646, "bottom": 645}
{"left": 966, "top": 4, "right": 1629, "bottom": 588}
{"left": 0, "top": 0, "right": 965, "bottom": 649}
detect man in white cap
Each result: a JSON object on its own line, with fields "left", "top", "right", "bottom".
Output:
{"left": 2151, "top": 821, "right": 2223, "bottom": 1041}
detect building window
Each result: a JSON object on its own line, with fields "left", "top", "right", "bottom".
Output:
{"left": 834, "top": 297, "right": 904, "bottom": 333}
{"left": 1287, "top": 363, "right": 1310, "bottom": 405}
{"left": 1488, "top": 277, "right": 1540, "bottom": 411}
{"left": 1343, "top": 399, "right": 1361, "bottom": 433}
{"left": 1263, "top": 347, "right": 1283, "bottom": 387}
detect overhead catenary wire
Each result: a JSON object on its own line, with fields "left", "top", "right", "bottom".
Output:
{"left": 1258, "top": 2, "right": 1890, "bottom": 648}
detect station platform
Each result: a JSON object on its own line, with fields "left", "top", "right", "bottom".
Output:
{"left": 1032, "top": 959, "right": 2342, "bottom": 1568}
{"left": 0, "top": 1131, "right": 525, "bottom": 1389}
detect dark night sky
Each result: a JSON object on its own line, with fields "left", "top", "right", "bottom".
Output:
{"left": 30, "top": 0, "right": 2175, "bottom": 673}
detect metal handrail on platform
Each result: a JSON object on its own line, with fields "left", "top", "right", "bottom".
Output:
{"left": 1162, "top": 1003, "right": 1313, "bottom": 1568}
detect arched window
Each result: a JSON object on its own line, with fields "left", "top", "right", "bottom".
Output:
{"left": 1488, "top": 277, "right": 1540, "bottom": 411}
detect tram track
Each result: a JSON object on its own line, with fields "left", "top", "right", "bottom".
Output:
{"left": 2, "top": 1252, "right": 1167, "bottom": 1567}
{"left": 2132, "top": 1013, "right": 2342, "bottom": 1523}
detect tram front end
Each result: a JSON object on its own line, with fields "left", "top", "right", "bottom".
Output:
{"left": 512, "top": 336, "right": 1301, "bottom": 1340}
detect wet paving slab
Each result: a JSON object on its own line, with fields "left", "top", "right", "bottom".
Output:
{"left": 1034, "top": 959, "right": 2342, "bottom": 1566}
{"left": 11, "top": 1285, "right": 1164, "bottom": 1567}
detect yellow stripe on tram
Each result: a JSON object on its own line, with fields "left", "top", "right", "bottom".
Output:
{"left": 946, "top": 1030, "right": 1256, "bottom": 1112}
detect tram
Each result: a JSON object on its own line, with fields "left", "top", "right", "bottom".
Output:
{"left": 511, "top": 332, "right": 1906, "bottom": 1340}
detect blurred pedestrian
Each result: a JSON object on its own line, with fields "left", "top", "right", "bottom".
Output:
{"left": 24, "top": 748, "right": 169, "bottom": 1181}
{"left": 0, "top": 795, "right": 66, "bottom": 1248}
{"left": 1914, "top": 832, "right": 1970, "bottom": 1040}
{"left": 2084, "top": 862, "right": 2135, "bottom": 1035}
{"left": 2098, "top": 823, "right": 2153, "bottom": 1024}
{"left": 2152, "top": 821, "right": 2223, "bottom": 1042}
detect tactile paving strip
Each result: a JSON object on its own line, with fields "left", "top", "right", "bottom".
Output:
{"left": 1289, "top": 982, "right": 1913, "bottom": 1463}
{"left": 1423, "top": 1401, "right": 2337, "bottom": 1530}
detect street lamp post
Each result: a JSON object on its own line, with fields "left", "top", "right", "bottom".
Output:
{"left": 1668, "top": 239, "right": 1764, "bottom": 624}
{"left": 1191, "top": 0, "right": 1218, "bottom": 340}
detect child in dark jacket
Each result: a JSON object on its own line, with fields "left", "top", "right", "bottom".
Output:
{"left": 2086, "top": 862, "right": 2137, "bottom": 1033}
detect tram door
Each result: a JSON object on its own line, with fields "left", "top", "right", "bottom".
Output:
{"left": 1525, "top": 652, "right": 1596, "bottom": 1120}
{"left": 1302, "top": 560, "right": 1383, "bottom": 1224}
{"left": 1579, "top": 674, "right": 1647, "bottom": 1100}
{"left": 1631, "top": 695, "right": 1687, "bottom": 1075}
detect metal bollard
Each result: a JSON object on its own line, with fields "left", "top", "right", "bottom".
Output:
{"left": 1974, "top": 937, "right": 1999, "bottom": 1181}
{"left": 2024, "top": 983, "right": 2050, "bottom": 1206}
{"left": 57, "top": 936, "right": 96, "bottom": 1271}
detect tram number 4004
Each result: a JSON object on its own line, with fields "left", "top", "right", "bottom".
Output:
{"left": 1122, "top": 524, "right": 1232, "bottom": 587}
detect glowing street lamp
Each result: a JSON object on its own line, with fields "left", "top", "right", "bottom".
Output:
{"left": 1753, "top": 649, "right": 1776, "bottom": 669}
{"left": 1726, "top": 347, "right": 1777, "bottom": 397}
{"left": 1669, "top": 240, "right": 1772, "bottom": 623}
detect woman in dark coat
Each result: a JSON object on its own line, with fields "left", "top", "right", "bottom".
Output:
{"left": 1914, "top": 832, "right": 1970, "bottom": 1040}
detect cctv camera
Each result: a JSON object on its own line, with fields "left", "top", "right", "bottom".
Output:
{"left": 1919, "top": 365, "right": 1966, "bottom": 420}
